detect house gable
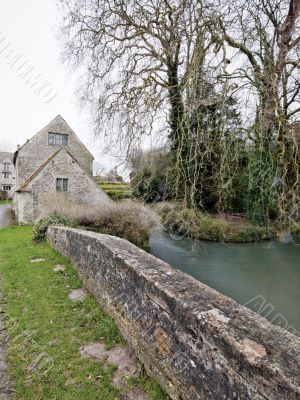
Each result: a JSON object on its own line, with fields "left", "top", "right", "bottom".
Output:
{"left": 16, "top": 148, "right": 62, "bottom": 192}
{"left": 16, "top": 148, "right": 108, "bottom": 217}
{"left": 15, "top": 115, "right": 94, "bottom": 187}
{"left": 0, "top": 154, "right": 16, "bottom": 196}
{"left": 0, "top": 152, "right": 14, "bottom": 163}
{"left": 1, "top": 156, "right": 13, "bottom": 165}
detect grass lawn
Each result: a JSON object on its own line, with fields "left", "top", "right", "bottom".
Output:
{"left": 0, "top": 226, "right": 166, "bottom": 399}
{"left": 0, "top": 199, "right": 12, "bottom": 204}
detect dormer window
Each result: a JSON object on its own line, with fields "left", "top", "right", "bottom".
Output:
{"left": 48, "top": 133, "right": 68, "bottom": 146}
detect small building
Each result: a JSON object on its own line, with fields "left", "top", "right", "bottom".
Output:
{"left": 0, "top": 152, "right": 16, "bottom": 199}
{"left": 13, "top": 115, "right": 108, "bottom": 224}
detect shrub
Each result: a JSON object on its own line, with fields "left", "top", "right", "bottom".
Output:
{"left": 157, "top": 201, "right": 273, "bottom": 242}
{"left": 159, "top": 205, "right": 228, "bottom": 241}
{"left": 33, "top": 213, "right": 70, "bottom": 242}
{"left": 196, "top": 215, "right": 229, "bottom": 241}
{"left": 35, "top": 195, "right": 158, "bottom": 250}
{"left": 77, "top": 200, "right": 158, "bottom": 250}
{"left": 133, "top": 168, "right": 169, "bottom": 202}
{"left": 229, "top": 226, "right": 272, "bottom": 242}
{"left": 86, "top": 214, "right": 150, "bottom": 250}
{"left": 129, "top": 147, "right": 170, "bottom": 203}
{"left": 154, "top": 202, "right": 179, "bottom": 221}
{"left": 104, "top": 189, "right": 133, "bottom": 200}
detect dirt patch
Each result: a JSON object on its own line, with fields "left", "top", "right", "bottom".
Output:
{"left": 80, "top": 342, "right": 149, "bottom": 398}
{"left": 53, "top": 264, "right": 65, "bottom": 273}
{"left": 80, "top": 342, "right": 140, "bottom": 382}
{"left": 69, "top": 288, "right": 87, "bottom": 302}
{"left": 118, "top": 388, "right": 150, "bottom": 400}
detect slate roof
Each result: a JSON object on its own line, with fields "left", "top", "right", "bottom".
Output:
{"left": 0, "top": 152, "right": 14, "bottom": 163}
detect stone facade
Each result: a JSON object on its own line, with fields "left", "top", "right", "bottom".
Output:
{"left": 13, "top": 116, "right": 108, "bottom": 223}
{"left": 15, "top": 115, "right": 93, "bottom": 187}
{"left": 0, "top": 152, "right": 16, "bottom": 199}
{"left": 47, "top": 226, "right": 300, "bottom": 400}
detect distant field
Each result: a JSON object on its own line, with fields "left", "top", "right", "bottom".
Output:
{"left": 98, "top": 182, "right": 133, "bottom": 200}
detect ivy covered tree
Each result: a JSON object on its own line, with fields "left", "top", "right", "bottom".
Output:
{"left": 60, "top": 0, "right": 300, "bottom": 227}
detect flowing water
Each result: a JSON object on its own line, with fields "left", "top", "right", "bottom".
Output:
{"left": 149, "top": 227, "right": 300, "bottom": 335}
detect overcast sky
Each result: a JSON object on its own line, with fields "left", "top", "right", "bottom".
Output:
{"left": 0, "top": 0, "right": 119, "bottom": 174}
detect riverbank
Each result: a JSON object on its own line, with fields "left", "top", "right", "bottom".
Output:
{"left": 0, "top": 226, "right": 166, "bottom": 399}
{"left": 156, "top": 202, "right": 276, "bottom": 242}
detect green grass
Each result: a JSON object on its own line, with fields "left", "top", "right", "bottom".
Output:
{"left": 99, "top": 183, "right": 133, "bottom": 200}
{"left": 100, "top": 183, "right": 131, "bottom": 190}
{"left": 0, "top": 199, "right": 12, "bottom": 204}
{"left": 0, "top": 226, "right": 167, "bottom": 400}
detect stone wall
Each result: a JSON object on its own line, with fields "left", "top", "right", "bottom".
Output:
{"left": 15, "top": 148, "right": 108, "bottom": 224}
{"left": 13, "top": 192, "right": 33, "bottom": 223}
{"left": 47, "top": 226, "right": 300, "bottom": 400}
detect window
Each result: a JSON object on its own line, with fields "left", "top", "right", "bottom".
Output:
{"left": 56, "top": 178, "right": 68, "bottom": 191}
{"left": 3, "top": 162, "right": 10, "bottom": 171}
{"left": 2, "top": 185, "right": 11, "bottom": 191}
{"left": 48, "top": 133, "right": 68, "bottom": 146}
{"left": 3, "top": 172, "right": 10, "bottom": 179}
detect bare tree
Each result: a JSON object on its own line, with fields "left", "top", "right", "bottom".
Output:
{"left": 59, "top": 0, "right": 214, "bottom": 150}
{"left": 59, "top": 0, "right": 300, "bottom": 223}
{"left": 205, "top": 0, "right": 300, "bottom": 223}
{"left": 210, "top": 0, "right": 300, "bottom": 141}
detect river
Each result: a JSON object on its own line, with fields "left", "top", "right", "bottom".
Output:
{"left": 149, "top": 227, "right": 300, "bottom": 335}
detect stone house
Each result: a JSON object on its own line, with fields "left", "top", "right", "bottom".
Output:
{"left": 0, "top": 152, "right": 16, "bottom": 199}
{"left": 13, "top": 115, "right": 108, "bottom": 223}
